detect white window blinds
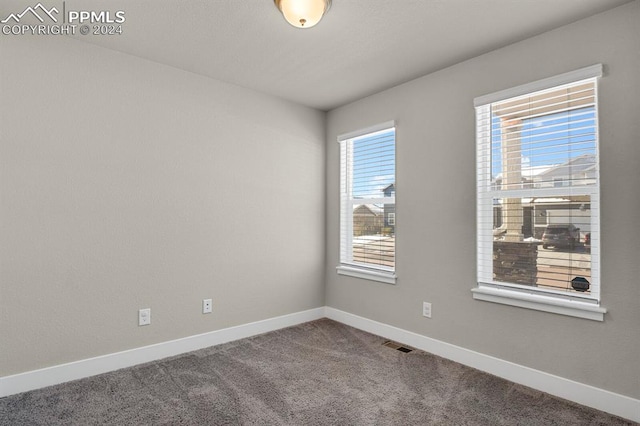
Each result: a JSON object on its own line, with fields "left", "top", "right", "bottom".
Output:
{"left": 338, "top": 122, "right": 396, "bottom": 278}
{"left": 476, "top": 65, "right": 601, "bottom": 302}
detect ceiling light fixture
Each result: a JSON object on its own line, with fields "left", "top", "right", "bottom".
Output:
{"left": 274, "top": 0, "right": 332, "bottom": 29}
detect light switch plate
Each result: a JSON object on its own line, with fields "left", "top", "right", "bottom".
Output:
{"left": 422, "top": 302, "right": 432, "bottom": 318}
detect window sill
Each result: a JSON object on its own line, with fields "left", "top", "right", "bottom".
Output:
{"left": 471, "top": 286, "right": 606, "bottom": 321}
{"left": 337, "top": 265, "right": 397, "bottom": 285}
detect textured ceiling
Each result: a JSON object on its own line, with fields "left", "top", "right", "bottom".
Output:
{"left": 1, "top": 0, "right": 633, "bottom": 110}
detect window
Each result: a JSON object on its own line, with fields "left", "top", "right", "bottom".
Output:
{"left": 337, "top": 121, "right": 396, "bottom": 284}
{"left": 387, "top": 213, "right": 396, "bottom": 226}
{"left": 553, "top": 178, "right": 569, "bottom": 187}
{"left": 474, "top": 65, "right": 606, "bottom": 321}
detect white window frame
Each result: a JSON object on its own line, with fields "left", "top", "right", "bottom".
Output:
{"left": 337, "top": 121, "right": 397, "bottom": 285}
{"left": 473, "top": 65, "right": 606, "bottom": 321}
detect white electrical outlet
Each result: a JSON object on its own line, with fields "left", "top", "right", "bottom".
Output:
{"left": 422, "top": 302, "right": 432, "bottom": 318}
{"left": 139, "top": 308, "right": 151, "bottom": 326}
{"left": 203, "top": 299, "right": 212, "bottom": 314}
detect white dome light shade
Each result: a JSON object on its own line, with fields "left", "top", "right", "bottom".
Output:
{"left": 274, "top": 0, "right": 332, "bottom": 29}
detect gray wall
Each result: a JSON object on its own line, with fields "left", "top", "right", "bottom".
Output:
{"left": 326, "top": 2, "right": 640, "bottom": 399}
{"left": 0, "top": 36, "right": 326, "bottom": 376}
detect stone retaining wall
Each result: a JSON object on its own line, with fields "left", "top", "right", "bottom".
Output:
{"left": 493, "top": 241, "right": 538, "bottom": 286}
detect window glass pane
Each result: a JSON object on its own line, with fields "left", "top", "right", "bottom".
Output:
{"left": 352, "top": 202, "right": 395, "bottom": 268}
{"left": 491, "top": 100, "right": 597, "bottom": 190}
{"left": 352, "top": 131, "right": 395, "bottom": 199}
{"left": 493, "top": 195, "right": 592, "bottom": 295}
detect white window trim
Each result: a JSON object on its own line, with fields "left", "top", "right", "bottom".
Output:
{"left": 337, "top": 121, "right": 397, "bottom": 285}
{"left": 337, "top": 120, "right": 396, "bottom": 141}
{"left": 473, "top": 65, "right": 606, "bottom": 320}
{"left": 336, "top": 265, "right": 397, "bottom": 284}
{"left": 473, "top": 64, "right": 603, "bottom": 107}
{"left": 471, "top": 286, "right": 606, "bottom": 321}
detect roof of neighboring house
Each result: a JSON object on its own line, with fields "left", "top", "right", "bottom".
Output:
{"left": 536, "top": 154, "right": 596, "bottom": 179}
{"left": 494, "top": 165, "right": 551, "bottom": 182}
{"left": 353, "top": 204, "right": 383, "bottom": 215}
{"left": 493, "top": 154, "right": 596, "bottom": 182}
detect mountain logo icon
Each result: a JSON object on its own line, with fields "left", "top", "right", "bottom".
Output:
{"left": 2, "top": 3, "right": 59, "bottom": 24}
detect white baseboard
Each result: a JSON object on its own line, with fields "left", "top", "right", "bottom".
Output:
{"left": 325, "top": 307, "right": 640, "bottom": 423}
{"left": 0, "top": 307, "right": 325, "bottom": 398}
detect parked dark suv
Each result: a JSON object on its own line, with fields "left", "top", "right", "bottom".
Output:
{"left": 542, "top": 224, "right": 580, "bottom": 249}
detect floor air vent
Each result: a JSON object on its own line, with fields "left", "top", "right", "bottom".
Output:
{"left": 382, "top": 341, "right": 413, "bottom": 353}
